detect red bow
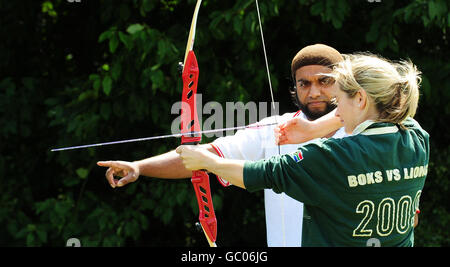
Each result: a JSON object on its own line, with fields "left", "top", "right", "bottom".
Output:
{"left": 179, "top": 0, "right": 217, "bottom": 247}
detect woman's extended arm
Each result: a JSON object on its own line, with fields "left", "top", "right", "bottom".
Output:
{"left": 275, "top": 109, "right": 342, "bottom": 145}
{"left": 175, "top": 145, "right": 246, "bottom": 189}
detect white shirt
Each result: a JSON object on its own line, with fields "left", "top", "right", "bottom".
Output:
{"left": 211, "top": 111, "right": 347, "bottom": 246}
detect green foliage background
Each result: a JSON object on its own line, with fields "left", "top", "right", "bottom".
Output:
{"left": 0, "top": 0, "right": 448, "bottom": 246}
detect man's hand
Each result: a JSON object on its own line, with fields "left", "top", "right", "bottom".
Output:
{"left": 274, "top": 116, "right": 314, "bottom": 145}
{"left": 97, "top": 160, "right": 140, "bottom": 188}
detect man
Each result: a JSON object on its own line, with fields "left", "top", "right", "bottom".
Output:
{"left": 98, "top": 44, "right": 346, "bottom": 246}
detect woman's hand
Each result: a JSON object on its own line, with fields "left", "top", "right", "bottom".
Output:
{"left": 175, "top": 145, "right": 214, "bottom": 171}
{"left": 97, "top": 160, "right": 140, "bottom": 188}
{"left": 176, "top": 145, "right": 246, "bottom": 189}
{"left": 274, "top": 116, "right": 314, "bottom": 145}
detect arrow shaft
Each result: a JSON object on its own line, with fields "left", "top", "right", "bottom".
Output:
{"left": 50, "top": 122, "right": 277, "bottom": 152}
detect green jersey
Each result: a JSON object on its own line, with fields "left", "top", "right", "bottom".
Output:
{"left": 243, "top": 118, "right": 429, "bottom": 247}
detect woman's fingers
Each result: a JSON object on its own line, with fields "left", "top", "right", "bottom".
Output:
{"left": 176, "top": 145, "right": 207, "bottom": 171}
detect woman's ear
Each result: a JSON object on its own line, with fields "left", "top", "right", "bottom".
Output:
{"left": 356, "top": 89, "right": 368, "bottom": 109}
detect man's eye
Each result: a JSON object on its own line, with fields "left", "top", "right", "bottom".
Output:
{"left": 298, "top": 81, "right": 309, "bottom": 88}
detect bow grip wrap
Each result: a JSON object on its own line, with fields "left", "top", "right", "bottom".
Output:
{"left": 181, "top": 50, "right": 217, "bottom": 245}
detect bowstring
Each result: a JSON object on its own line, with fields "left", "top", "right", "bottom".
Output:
{"left": 255, "top": 0, "right": 285, "bottom": 246}
{"left": 255, "top": 0, "right": 280, "bottom": 154}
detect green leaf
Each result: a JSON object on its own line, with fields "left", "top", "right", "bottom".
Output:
{"left": 150, "top": 64, "right": 161, "bottom": 71}
{"left": 365, "top": 22, "right": 380, "bottom": 43}
{"left": 78, "top": 90, "right": 93, "bottom": 102}
{"left": 42, "top": 1, "right": 53, "bottom": 13}
{"left": 42, "top": 1, "right": 57, "bottom": 17}
{"left": 127, "top": 24, "right": 144, "bottom": 35}
{"left": 111, "top": 63, "right": 121, "bottom": 81}
{"left": 428, "top": 1, "right": 439, "bottom": 20}
{"left": 210, "top": 15, "right": 225, "bottom": 39}
{"left": 89, "top": 74, "right": 100, "bottom": 81}
{"left": 118, "top": 32, "right": 132, "bottom": 50}
{"left": 36, "top": 230, "right": 47, "bottom": 243}
{"left": 331, "top": 16, "right": 343, "bottom": 29}
{"left": 76, "top": 168, "right": 89, "bottom": 179}
{"left": 161, "top": 209, "right": 173, "bottom": 225}
{"left": 150, "top": 70, "right": 164, "bottom": 90}
{"left": 22, "top": 77, "right": 35, "bottom": 90}
{"left": 140, "top": 0, "right": 156, "bottom": 16}
{"left": 428, "top": 0, "right": 448, "bottom": 24}
{"left": 93, "top": 79, "right": 101, "bottom": 91}
{"left": 157, "top": 40, "right": 167, "bottom": 60}
{"left": 109, "top": 35, "right": 119, "bottom": 53}
{"left": 26, "top": 233, "right": 35, "bottom": 246}
{"left": 62, "top": 176, "right": 80, "bottom": 187}
{"left": 102, "top": 76, "right": 113, "bottom": 96}
{"left": 98, "top": 31, "right": 112, "bottom": 43}
{"left": 233, "top": 16, "right": 243, "bottom": 35}
{"left": 90, "top": 74, "right": 101, "bottom": 92}
{"left": 310, "top": 1, "right": 324, "bottom": 16}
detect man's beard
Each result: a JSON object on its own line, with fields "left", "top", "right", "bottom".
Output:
{"left": 297, "top": 100, "right": 336, "bottom": 121}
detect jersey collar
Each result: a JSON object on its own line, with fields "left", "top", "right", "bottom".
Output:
{"left": 352, "top": 120, "right": 399, "bottom": 136}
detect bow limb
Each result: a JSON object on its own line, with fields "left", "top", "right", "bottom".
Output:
{"left": 180, "top": 0, "right": 217, "bottom": 247}
{"left": 183, "top": 0, "right": 202, "bottom": 69}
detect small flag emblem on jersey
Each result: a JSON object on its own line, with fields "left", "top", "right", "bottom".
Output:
{"left": 292, "top": 150, "right": 303, "bottom": 162}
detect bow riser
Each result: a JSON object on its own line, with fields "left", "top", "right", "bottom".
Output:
{"left": 191, "top": 170, "right": 217, "bottom": 245}
{"left": 180, "top": 46, "right": 217, "bottom": 246}
{"left": 180, "top": 50, "right": 202, "bottom": 144}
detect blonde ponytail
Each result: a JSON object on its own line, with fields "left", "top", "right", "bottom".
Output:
{"left": 331, "top": 53, "right": 422, "bottom": 126}
{"left": 392, "top": 60, "right": 421, "bottom": 120}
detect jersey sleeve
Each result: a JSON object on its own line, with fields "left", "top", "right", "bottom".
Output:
{"left": 211, "top": 114, "right": 295, "bottom": 186}
{"left": 243, "top": 138, "right": 348, "bottom": 206}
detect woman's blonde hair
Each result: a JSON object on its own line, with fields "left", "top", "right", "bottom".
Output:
{"left": 331, "top": 53, "right": 421, "bottom": 125}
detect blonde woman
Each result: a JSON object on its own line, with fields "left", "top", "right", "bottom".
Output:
{"left": 176, "top": 53, "right": 429, "bottom": 246}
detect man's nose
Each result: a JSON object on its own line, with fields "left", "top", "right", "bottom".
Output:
{"left": 309, "top": 83, "right": 322, "bottom": 98}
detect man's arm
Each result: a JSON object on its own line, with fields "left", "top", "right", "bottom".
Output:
{"left": 98, "top": 110, "right": 338, "bottom": 188}
{"left": 97, "top": 144, "right": 218, "bottom": 188}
